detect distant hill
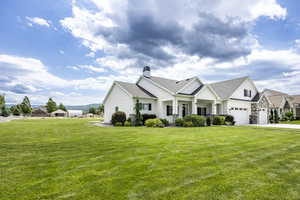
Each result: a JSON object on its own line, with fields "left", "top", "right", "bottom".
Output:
{"left": 5, "top": 103, "right": 100, "bottom": 112}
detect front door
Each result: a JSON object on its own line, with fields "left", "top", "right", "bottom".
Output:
{"left": 182, "top": 104, "right": 187, "bottom": 117}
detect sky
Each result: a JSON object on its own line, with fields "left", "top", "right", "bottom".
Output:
{"left": 0, "top": 0, "right": 300, "bottom": 105}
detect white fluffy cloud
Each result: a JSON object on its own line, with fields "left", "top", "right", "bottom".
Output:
{"left": 26, "top": 17, "right": 51, "bottom": 27}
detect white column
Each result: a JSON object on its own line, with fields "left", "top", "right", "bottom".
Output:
{"left": 172, "top": 99, "right": 178, "bottom": 115}
{"left": 192, "top": 99, "right": 197, "bottom": 114}
{"left": 212, "top": 101, "right": 217, "bottom": 115}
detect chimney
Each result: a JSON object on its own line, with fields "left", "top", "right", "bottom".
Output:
{"left": 143, "top": 66, "right": 151, "bottom": 78}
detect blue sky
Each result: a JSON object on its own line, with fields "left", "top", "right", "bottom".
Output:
{"left": 0, "top": 0, "right": 300, "bottom": 105}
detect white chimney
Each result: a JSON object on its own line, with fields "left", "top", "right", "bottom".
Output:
{"left": 143, "top": 66, "right": 151, "bottom": 78}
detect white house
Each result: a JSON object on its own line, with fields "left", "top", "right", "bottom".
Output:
{"left": 103, "top": 66, "right": 271, "bottom": 125}
{"left": 68, "top": 110, "right": 83, "bottom": 117}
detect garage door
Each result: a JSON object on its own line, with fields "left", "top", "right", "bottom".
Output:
{"left": 258, "top": 109, "right": 268, "bottom": 124}
{"left": 229, "top": 109, "right": 249, "bottom": 125}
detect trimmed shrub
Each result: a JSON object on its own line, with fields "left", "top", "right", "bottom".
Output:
{"left": 114, "top": 122, "right": 123, "bottom": 126}
{"left": 225, "top": 115, "right": 234, "bottom": 124}
{"left": 142, "top": 114, "right": 157, "bottom": 125}
{"left": 183, "top": 121, "right": 193, "bottom": 127}
{"left": 183, "top": 114, "right": 206, "bottom": 127}
{"left": 160, "top": 118, "right": 169, "bottom": 127}
{"left": 206, "top": 117, "right": 211, "bottom": 126}
{"left": 111, "top": 111, "right": 126, "bottom": 125}
{"left": 212, "top": 116, "right": 225, "bottom": 125}
{"left": 124, "top": 121, "right": 131, "bottom": 126}
{"left": 145, "top": 118, "right": 164, "bottom": 128}
{"left": 285, "top": 112, "right": 294, "bottom": 121}
{"left": 175, "top": 118, "right": 184, "bottom": 127}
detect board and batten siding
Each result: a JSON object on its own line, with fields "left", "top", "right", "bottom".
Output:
{"left": 104, "top": 84, "right": 134, "bottom": 123}
{"left": 231, "top": 79, "right": 258, "bottom": 101}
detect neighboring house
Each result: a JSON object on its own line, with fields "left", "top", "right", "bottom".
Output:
{"left": 31, "top": 107, "right": 49, "bottom": 117}
{"left": 290, "top": 95, "right": 300, "bottom": 119}
{"left": 68, "top": 110, "right": 83, "bottom": 117}
{"left": 103, "top": 66, "right": 271, "bottom": 125}
{"left": 51, "top": 109, "right": 68, "bottom": 117}
{"left": 262, "top": 89, "right": 295, "bottom": 118}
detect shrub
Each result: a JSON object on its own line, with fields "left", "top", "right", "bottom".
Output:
{"left": 183, "top": 121, "right": 193, "bottom": 127}
{"left": 142, "top": 114, "right": 157, "bottom": 125}
{"left": 285, "top": 111, "right": 294, "bottom": 121}
{"left": 175, "top": 118, "right": 184, "bottom": 127}
{"left": 160, "top": 118, "right": 169, "bottom": 127}
{"left": 114, "top": 122, "right": 123, "bottom": 126}
{"left": 124, "top": 121, "right": 131, "bottom": 126}
{"left": 206, "top": 117, "right": 211, "bottom": 126}
{"left": 225, "top": 115, "right": 234, "bottom": 124}
{"left": 183, "top": 114, "right": 206, "bottom": 127}
{"left": 111, "top": 111, "right": 126, "bottom": 125}
{"left": 145, "top": 118, "right": 164, "bottom": 128}
{"left": 212, "top": 116, "right": 225, "bottom": 125}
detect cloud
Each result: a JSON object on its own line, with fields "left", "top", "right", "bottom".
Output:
{"left": 59, "top": 50, "right": 65, "bottom": 54}
{"left": 26, "top": 17, "right": 51, "bottom": 27}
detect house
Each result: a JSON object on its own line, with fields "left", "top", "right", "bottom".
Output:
{"left": 103, "top": 66, "right": 271, "bottom": 125}
{"left": 51, "top": 109, "right": 68, "bottom": 117}
{"left": 262, "top": 89, "right": 299, "bottom": 119}
{"left": 68, "top": 110, "right": 83, "bottom": 117}
{"left": 31, "top": 107, "right": 49, "bottom": 117}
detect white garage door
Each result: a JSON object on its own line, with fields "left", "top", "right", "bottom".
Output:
{"left": 229, "top": 109, "right": 249, "bottom": 125}
{"left": 258, "top": 109, "right": 268, "bottom": 124}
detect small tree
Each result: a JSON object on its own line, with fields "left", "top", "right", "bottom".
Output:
{"left": 58, "top": 103, "right": 67, "bottom": 112}
{"left": 89, "top": 107, "right": 97, "bottom": 114}
{"left": 98, "top": 104, "right": 104, "bottom": 114}
{"left": 46, "top": 98, "right": 57, "bottom": 113}
{"left": 10, "top": 105, "right": 22, "bottom": 116}
{"left": 134, "top": 99, "right": 142, "bottom": 126}
{"left": 20, "top": 96, "right": 32, "bottom": 116}
{"left": 0, "top": 95, "right": 5, "bottom": 116}
{"left": 269, "top": 109, "right": 274, "bottom": 123}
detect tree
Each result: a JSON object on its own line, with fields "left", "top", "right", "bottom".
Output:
{"left": 10, "top": 105, "right": 22, "bottom": 116}
{"left": 89, "top": 107, "right": 97, "bottom": 114}
{"left": 134, "top": 99, "right": 142, "bottom": 126}
{"left": 20, "top": 96, "right": 32, "bottom": 116}
{"left": 58, "top": 103, "right": 67, "bottom": 112}
{"left": 46, "top": 98, "right": 57, "bottom": 113}
{"left": 0, "top": 95, "right": 5, "bottom": 116}
{"left": 274, "top": 109, "right": 279, "bottom": 123}
{"left": 98, "top": 104, "right": 104, "bottom": 114}
{"left": 269, "top": 109, "right": 274, "bottom": 123}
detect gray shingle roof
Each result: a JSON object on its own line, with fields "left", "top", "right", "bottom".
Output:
{"left": 210, "top": 76, "right": 248, "bottom": 99}
{"left": 290, "top": 95, "right": 300, "bottom": 104}
{"left": 268, "top": 95, "right": 284, "bottom": 107}
{"left": 263, "top": 89, "right": 288, "bottom": 97}
{"left": 116, "top": 81, "right": 157, "bottom": 99}
{"left": 148, "top": 76, "right": 199, "bottom": 93}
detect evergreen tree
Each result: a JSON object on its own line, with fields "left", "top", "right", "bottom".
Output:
{"left": 10, "top": 105, "right": 22, "bottom": 116}
{"left": 46, "top": 98, "right": 57, "bottom": 113}
{"left": 89, "top": 107, "right": 97, "bottom": 114}
{"left": 58, "top": 103, "right": 67, "bottom": 112}
{"left": 21, "top": 96, "right": 32, "bottom": 116}
{"left": 0, "top": 95, "right": 5, "bottom": 116}
{"left": 269, "top": 109, "right": 274, "bottom": 123}
{"left": 274, "top": 109, "right": 279, "bottom": 123}
{"left": 134, "top": 99, "right": 142, "bottom": 126}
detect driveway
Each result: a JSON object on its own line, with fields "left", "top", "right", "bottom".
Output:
{"left": 250, "top": 124, "right": 300, "bottom": 129}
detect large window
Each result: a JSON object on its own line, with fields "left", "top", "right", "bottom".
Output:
{"left": 166, "top": 105, "right": 173, "bottom": 116}
{"left": 244, "top": 89, "right": 252, "bottom": 97}
{"left": 139, "top": 103, "right": 152, "bottom": 111}
{"left": 197, "top": 107, "right": 207, "bottom": 116}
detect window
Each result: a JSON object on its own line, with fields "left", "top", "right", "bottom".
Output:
{"left": 244, "top": 89, "right": 248, "bottom": 97}
{"left": 197, "top": 107, "right": 207, "bottom": 116}
{"left": 166, "top": 105, "right": 173, "bottom": 116}
{"left": 140, "top": 103, "right": 152, "bottom": 111}
{"left": 249, "top": 90, "right": 252, "bottom": 97}
{"left": 115, "top": 106, "right": 119, "bottom": 112}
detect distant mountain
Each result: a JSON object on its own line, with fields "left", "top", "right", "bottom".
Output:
{"left": 5, "top": 103, "right": 100, "bottom": 112}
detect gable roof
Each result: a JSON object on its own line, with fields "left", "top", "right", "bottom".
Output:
{"left": 263, "top": 89, "right": 288, "bottom": 97}
{"left": 147, "top": 76, "right": 201, "bottom": 94}
{"left": 116, "top": 81, "right": 157, "bottom": 99}
{"left": 290, "top": 95, "right": 300, "bottom": 104}
{"left": 268, "top": 95, "right": 285, "bottom": 107}
{"left": 209, "top": 76, "right": 249, "bottom": 99}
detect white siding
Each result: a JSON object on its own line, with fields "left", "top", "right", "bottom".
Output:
{"left": 195, "top": 86, "right": 217, "bottom": 101}
{"left": 138, "top": 98, "right": 157, "bottom": 115}
{"left": 231, "top": 79, "right": 258, "bottom": 100}
{"left": 180, "top": 79, "right": 201, "bottom": 94}
{"left": 104, "top": 84, "right": 134, "bottom": 123}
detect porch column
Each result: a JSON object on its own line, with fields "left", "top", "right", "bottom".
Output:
{"left": 212, "top": 102, "right": 217, "bottom": 115}
{"left": 192, "top": 99, "right": 197, "bottom": 114}
{"left": 172, "top": 99, "right": 178, "bottom": 115}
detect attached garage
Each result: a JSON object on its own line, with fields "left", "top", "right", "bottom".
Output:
{"left": 229, "top": 108, "right": 250, "bottom": 125}
{"left": 258, "top": 108, "right": 268, "bottom": 124}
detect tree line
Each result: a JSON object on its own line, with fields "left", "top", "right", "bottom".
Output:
{"left": 0, "top": 95, "right": 104, "bottom": 117}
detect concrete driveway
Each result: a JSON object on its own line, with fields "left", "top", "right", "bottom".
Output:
{"left": 250, "top": 124, "right": 300, "bottom": 129}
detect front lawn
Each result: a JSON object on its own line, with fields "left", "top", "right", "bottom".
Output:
{"left": 280, "top": 120, "right": 300, "bottom": 124}
{"left": 1, "top": 119, "right": 300, "bottom": 200}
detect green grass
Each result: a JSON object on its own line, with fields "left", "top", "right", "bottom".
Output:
{"left": 1, "top": 119, "right": 300, "bottom": 200}
{"left": 280, "top": 120, "right": 300, "bottom": 124}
